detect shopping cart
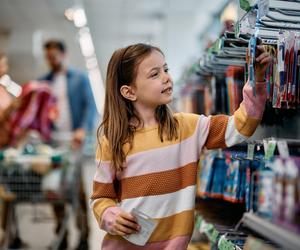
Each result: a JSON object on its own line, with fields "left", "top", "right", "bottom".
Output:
{"left": 0, "top": 140, "right": 83, "bottom": 250}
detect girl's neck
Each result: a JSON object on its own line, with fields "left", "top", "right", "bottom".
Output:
{"left": 133, "top": 105, "right": 157, "bottom": 128}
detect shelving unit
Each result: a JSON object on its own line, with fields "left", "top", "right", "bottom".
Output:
{"left": 240, "top": 213, "right": 300, "bottom": 250}
{"left": 193, "top": 0, "right": 300, "bottom": 249}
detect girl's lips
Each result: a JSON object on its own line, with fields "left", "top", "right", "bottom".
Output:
{"left": 161, "top": 87, "right": 173, "bottom": 93}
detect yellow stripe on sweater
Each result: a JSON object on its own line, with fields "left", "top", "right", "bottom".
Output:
{"left": 96, "top": 113, "right": 200, "bottom": 161}
{"left": 234, "top": 104, "right": 261, "bottom": 137}
{"left": 93, "top": 198, "right": 117, "bottom": 224}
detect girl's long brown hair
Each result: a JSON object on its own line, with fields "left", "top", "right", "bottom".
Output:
{"left": 97, "top": 43, "right": 178, "bottom": 171}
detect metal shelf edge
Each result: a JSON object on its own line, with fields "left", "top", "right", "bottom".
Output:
{"left": 242, "top": 213, "right": 300, "bottom": 250}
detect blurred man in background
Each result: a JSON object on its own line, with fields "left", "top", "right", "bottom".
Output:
{"left": 40, "top": 40, "right": 97, "bottom": 250}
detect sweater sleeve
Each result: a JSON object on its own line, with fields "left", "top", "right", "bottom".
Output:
{"left": 90, "top": 137, "right": 122, "bottom": 234}
{"left": 203, "top": 81, "right": 267, "bottom": 149}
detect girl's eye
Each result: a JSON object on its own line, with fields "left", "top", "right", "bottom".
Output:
{"left": 164, "top": 68, "right": 169, "bottom": 73}
{"left": 150, "top": 72, "right": 158, "bottom": 78}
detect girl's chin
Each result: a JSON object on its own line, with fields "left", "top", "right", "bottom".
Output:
{"left": 160, "top": 98, "right": 173, "bottom": 105}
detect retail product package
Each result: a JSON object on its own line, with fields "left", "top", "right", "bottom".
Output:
{"left": 122, "top": 208, "right": 158, "bottom": 246}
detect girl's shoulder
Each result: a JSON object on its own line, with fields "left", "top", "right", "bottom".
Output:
{"left": 95, "top": 136, "right": 111, "bottom": 161}
{"left": 173, "top": 112, "right": 202, "bottom": 135}
{"left": 174, "top": 112, "right": 200, "bottom": 124}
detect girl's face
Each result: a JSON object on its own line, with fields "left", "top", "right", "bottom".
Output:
{"left": 131, "top": 50, "right": 173, "bottom": 109}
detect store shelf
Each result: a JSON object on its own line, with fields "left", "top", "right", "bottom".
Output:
{"left": 242, "top": 213, "right": 300, "bottom": 250}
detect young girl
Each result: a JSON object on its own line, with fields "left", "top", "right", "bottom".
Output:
{"left": 91, "top": 43, "right": 271, "bottom": 250}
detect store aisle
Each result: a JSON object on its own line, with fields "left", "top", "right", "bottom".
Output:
{"left": 83, "top": 158, "right": 107, "bottom": 250}
{"left": 15, "top": 158, "right": 106, "bottom": 250}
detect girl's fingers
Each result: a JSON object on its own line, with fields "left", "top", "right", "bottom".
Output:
{"left": 120, "top": 212, "right": 138, "bottom": 223}
{"left": 114, "top": 230, "right": 126, "bottom": 236}
{"left": 116, "top": 217, "right": 140, "bottom": 231}
{"left": 115, "top": 224, "right": 137, "bottom": 235}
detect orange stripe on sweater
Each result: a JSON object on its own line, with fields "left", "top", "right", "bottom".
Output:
{"left": 91, "top": 182, "right": 116, "bottom": 199}
{"left": 205, "top": 115, "right": 228, "bottom": 149}
{"left": 120, "top": 162, "right": 198, "bottom": 199}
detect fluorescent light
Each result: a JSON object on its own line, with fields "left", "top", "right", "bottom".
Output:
{"left": 79, "top": 29, "right": 95, "bottom": 57}
{"left": 86, "top": 57, "right": 98, "bottom": 70}
{"left": 88, "top": 68, "right": 105, "bottom": 114}
{"left": 64, "top": 5, "right": 104, "bottom": 114}
{"left": 64, "top": 8, "right": 74, "bottom": 21}
{"left": 73, "top": 8, "right": 87, "bottom": 28}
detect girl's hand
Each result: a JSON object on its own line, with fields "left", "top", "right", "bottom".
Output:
{"left": 111, "top": 211, "right": 140, "bottom": 236}
{"left": 255, "top": 45, "right": 273, "bottom": 82}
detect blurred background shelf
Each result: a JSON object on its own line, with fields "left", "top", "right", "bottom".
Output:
{"left": 241, "top": 213, "right": 300, "bottom": 250}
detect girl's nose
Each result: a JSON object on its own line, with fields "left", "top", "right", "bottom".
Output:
{"left": 163, "top": 72, "right": 171, "bottom": 84}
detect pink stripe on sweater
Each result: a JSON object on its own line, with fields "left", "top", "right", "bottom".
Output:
{"left": 117, "top": 115, "right": 210, "bottom": 179}
{"left": 241, "top": 81, "right": 267, "bottom": 119}
{"left": 101, "top": 235, "right": 190, "bottom": 250}
{"left": 94, "top": 162, "right": 115, "bottom": 183}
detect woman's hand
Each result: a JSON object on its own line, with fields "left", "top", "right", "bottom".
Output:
{"left": 111, "top": 211, "right": 140, "bottom": 236}
{"left": 255, "top": 45, "right": 273, "bottom": 82}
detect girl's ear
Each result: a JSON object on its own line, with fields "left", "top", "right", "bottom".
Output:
{"left": 120, "top": 85, "right": 137, "bottom": 101}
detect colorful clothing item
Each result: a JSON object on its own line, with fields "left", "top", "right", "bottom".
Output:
{"left": 91, "top": 81, "right": 267, "bottom": 250}
{"left": 0, "top": 81, "right": 56, "bottom": 147}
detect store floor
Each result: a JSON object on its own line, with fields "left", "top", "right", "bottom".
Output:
{"left": 14, "top": 158, "right": 105, "bottom": 250}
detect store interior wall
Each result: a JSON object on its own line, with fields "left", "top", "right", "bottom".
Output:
{"left": 0, "top": 0, "right": 227, "bottom": 85}
{"left": 1, "top": 0, "right": 298, "bottom": 141}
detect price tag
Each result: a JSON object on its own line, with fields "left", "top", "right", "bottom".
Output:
{"left": 264, "top": 139, "right": 277, "bottom": 160}
{"left": 210, "top": 228, "right": 219, "bottom": 244}
{"left": 277, "top": 140, "right": 289, "bottom": 159}
{"left": 199, "top": 220, "right": 207, "bottom": 233}
{"left": 278, "top": 43, "right": 285, "bottom": 72}
{"left": 203, "top": 222, "right": 214, "bottom": 235}
{"left": 258, "top": 0, "right": 269, "bottom": 18}
{"left": 218, "top": 235, "right": 236, "bottom": 250}
{"left": 234, "top": 22, "right": 240, "bottom": 38}
{"left": 195, "top": 215, "right": 203, "bottom": 230}
{"left": 247, "top": 143, "right": 255, "bottom": 160}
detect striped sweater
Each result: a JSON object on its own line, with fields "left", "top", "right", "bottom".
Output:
{"left": 91, "top": 81, "right": 267, "bottom": 250}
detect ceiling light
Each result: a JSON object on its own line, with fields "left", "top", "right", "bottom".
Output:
{"left": 79, "top": 29, "right": 95, "bottom": 57}
{"left": 64, "top": 8, "right": 74, "bottom": 21}
{"left": 73, "top": 8, "right": 87, "bottom": 28}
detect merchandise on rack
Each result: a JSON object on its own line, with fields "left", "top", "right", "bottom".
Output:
{"left": 183, "top": 1, "right": 300, "bottom": 249}
{"left": 198, "top": 149, "right": 263, "bottom": 205}
{"left": 198, "top": 141, "right": 300, "bottom": 234}
{"left": 195, "top": 214, "right": 246, "bottom": 250}
{"left": 226, "top": 66, "right": 245, "bottom": 115}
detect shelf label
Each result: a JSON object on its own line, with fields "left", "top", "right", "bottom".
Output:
{"left": 247, "top": 143, "right": 255, "bottom": 160}
{"left": 218, "top": 235, "right": 236, "bottom": 250}
{"left": 264, "top": 139, "right": 276, "bottom": 160}
{"left": 277, "top": 140, "right": 289, "bottom": 159}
